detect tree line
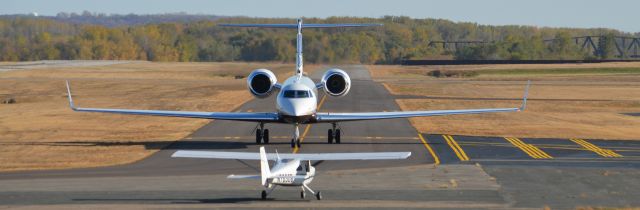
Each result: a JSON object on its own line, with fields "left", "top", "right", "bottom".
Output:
{"left": 0, "top": 15, "right": 635, "bottom": 63}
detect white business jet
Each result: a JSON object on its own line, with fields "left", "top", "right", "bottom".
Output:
{"left": 171, "top": 146, "right": 411, "bottom": 200}
{"left": 65, "top": 18, "right": 529, "bottom": 148}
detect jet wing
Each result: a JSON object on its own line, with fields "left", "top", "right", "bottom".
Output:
{"left": 65, "top": 81, "right": 279, "bottom": 122}
{"left": 315, "top": 81, "right": 530, "bottom": 123}
{"left": 315, "top": 108, "right": 519, "bottom": 122}
{"left": 172, "top": 150, "right": 411, "bottom": 161}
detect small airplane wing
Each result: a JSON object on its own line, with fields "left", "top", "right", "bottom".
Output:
{"left": 315, "top": 81, "right": 530, "bottom": 123}
{"left": 172, "top": 150, "right": 411, "bottom": 161}
{"left": 278, "top": 152, "right": 411, "bottom": 160}
{"left": 227, "top": 174, "right": 261, "bottom": 180}
{"left": 65, "top": 81, "right": 279, "bottom": 122}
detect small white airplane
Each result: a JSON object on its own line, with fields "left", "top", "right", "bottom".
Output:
{"left": 171, "top": 146, "right": 411, "bottom": 200}
{"left": 65, "top": 18, "right": 529, "bottom": 148}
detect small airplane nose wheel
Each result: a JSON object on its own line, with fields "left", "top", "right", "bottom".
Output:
{"left": 261, "top": 190, "right": 267, "bottom": 200}
{"left": 315, "top": 191, "right": 322, "bottom": 200}
{"left": 300, "top": 190, "right": 306, "bottom": 199}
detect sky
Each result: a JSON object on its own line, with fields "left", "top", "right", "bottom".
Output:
{"left": 4, "top": 0, "right": 640, "bottom": 32}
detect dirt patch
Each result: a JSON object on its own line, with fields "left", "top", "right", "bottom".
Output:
{"left": 0, "top": 61, "right": 315, "bottom": 172}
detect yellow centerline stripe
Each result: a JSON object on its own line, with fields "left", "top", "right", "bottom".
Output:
{"left": 443, "top": 135, "right": 469, "bottom": 161}
{"left": 418, "top": 134, "right": 440, "bottom": 165}
{"left": 570, "top": 138, "right": 622, "bottom": 158}
{"left": 504, "top": 137, "right": 552, "bottom": 159}
{"left": 293, "top": 94, "right": 328, "bottom": 153}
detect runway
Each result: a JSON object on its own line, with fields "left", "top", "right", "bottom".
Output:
{"left": 1, "top": 65, "right": 640, "bottom": 208}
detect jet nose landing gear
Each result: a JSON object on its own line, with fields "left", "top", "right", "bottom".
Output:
{"left": 290, "top": 124, "right": 301, "bottom": 148}
{"left": 327, "top": 123, "right": 341, "bottom": 144}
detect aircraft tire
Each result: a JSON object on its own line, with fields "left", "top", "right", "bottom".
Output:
{"left": 296, "top": 139, "right": 301, "bottom": 148}
{"left": 256, "top": 129, "right": 262, "bottom": 144}
{"left": 291, "top": 139, "right": 295, "bottom": 148}
{"left": 327, "top": 129, "right": 333, "bottom": 144}
{"left": 261, "top": 190, "right": 267, "bottom": 200}
{"left": 300, "top": 191, "right": 305, "bottom": 199}
{"left": 263, "top": 129, "right": 269, "bottom": 144}
{"left": 335, "top": 129, "right": 341, "bottom": 144}
{"left": 316, "top": 191, "right": 322, "bottom": 200}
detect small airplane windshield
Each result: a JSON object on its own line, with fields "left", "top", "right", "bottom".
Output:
{"left": 283, "top": 90, "right": 311, "bottom": 98}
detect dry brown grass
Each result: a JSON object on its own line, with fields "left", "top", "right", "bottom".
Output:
{"left": 370, "top": 64, "right": 640, "bottom": 140}
{"left": 0, "top": 61, "right": 312, "bottom": 172}
{"left": 369, "top": 62, "right": 640, "bottom": 82}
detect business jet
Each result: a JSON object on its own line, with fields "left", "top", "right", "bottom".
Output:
{"left": 65, "top": 18, "right": 529, "bottom": 148}
{"left": 171, "top": 146, "right": 411, "bottom": 200}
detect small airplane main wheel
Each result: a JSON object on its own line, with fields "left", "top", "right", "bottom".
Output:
{"left": 300, "top": 191, "right": 306, "bottom": 199}
{"left": 261, "top": 190, "right": 267, "bottom": 200}
{"left": 256, "top": 129, "right": 263, "bottom": 144}
{"left": 335, "top": 129, "right": 341, "bottom": 144}
{"left": 291, "top": 139, "right": 295, "bottom": 148}
{"left": 315, "top": 191, "right": 322, "bottom": 200}
{"left": 327, "top": 129, "right": 334, "bottom": 144}
{"left": 296, "top": 139, "right": 302, "bottom": 148}
{"left": 263, "top": 129, "right": 269, "bottom": 144}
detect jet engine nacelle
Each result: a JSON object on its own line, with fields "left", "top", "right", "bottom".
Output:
{"left": 320, "top": 68, "right": 351, "bottom": 97}
{"left": 247, "top": 69, "right": 278, "bottom": 98}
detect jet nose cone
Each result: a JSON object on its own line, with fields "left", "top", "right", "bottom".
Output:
{"left": 293, "top": 108, "right": 305, "bottom": 116}
{"left": 282, "top": 99, "right": 312, "bottom": 117}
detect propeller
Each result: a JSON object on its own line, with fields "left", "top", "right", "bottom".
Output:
{"left": 235, "top": 159, "right": 260, "bottom": 173}
{"left": 311, "top": 160, "right": 324, "bottom": 167}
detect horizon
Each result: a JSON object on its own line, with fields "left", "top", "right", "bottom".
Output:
{"left": 4, "top": 0, "right": 640, "bottom": 33}
{"left": 3, "top": 12, "right": 638, "bottom": 35}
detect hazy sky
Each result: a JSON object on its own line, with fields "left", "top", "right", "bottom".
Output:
{"left": 4, "top": 0, "right": 640, "bottom": 32}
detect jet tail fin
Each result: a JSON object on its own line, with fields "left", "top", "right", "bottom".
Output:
{"left": 259, "top": 146, "right": 271, "bottom": 186}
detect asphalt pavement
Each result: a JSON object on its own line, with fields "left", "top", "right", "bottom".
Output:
{"left": 1, "top": 65, "right": 639, "bottom": 209}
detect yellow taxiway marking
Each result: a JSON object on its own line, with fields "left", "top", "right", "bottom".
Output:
{"left": 504, "top": 137, "right": 552, "bottom": 159}
{"left": 418, "top": 134, "right": 440, "bottom": 165}
{"left": 293, "top": 94, "right": 328, "bottom": 153}
{"left": 570, "top": 139, "right": 622, "bottom": 158}
{"left": 443, "top": 135, "right": 469, "bottom": 161}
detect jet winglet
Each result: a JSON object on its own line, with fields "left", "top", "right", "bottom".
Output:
{"left": 520, "top": 80, "right": 530, "bottom": 111}
{"left": 65, "top": 80, "right": 77, "bottom": 110}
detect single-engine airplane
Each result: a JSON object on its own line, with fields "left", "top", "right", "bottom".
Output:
{"left": 65, "top": 18, "right": 529, "bottom": 148}
{"left": 171, "top": 146, "right": 411, "bottom": 200}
